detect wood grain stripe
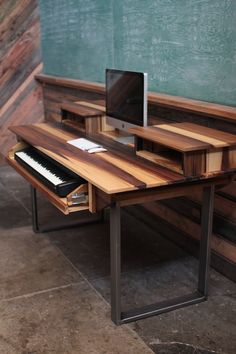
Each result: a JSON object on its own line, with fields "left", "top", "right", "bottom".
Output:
{"left": 75, "top": 100, "right": 106, "bottom": 112}
{"left": 98, "top": 152, "right": 165, "bottom": 187}
{"left": 35, "top": 122, "right": 76, "bottom": 141}
{"left": 157, "top": 124, "right": 228, "bottom": 148}
{"left": 173, "top": 123, "right": 236, "bottom": 145}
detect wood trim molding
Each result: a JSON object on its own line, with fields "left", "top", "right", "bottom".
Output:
{"left": 35, "top": 74, "right": 236, "bottom": 122}
{"left": 35, "top": 74, "right": 105, "bottom": 94}
{"left": 148, "top": 92, "right": 236, "bottom": 122}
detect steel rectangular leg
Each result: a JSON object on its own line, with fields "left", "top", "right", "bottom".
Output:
{"left": 110, "top": 202, "right": 121, "bottom": 324}
{"left": 198, "top": 185, "right": 215, "bottom": 296}
{"left": 31, "top": 186, "right": 40, "bottom": 233}
{"left": 109, "top": 185, "right": 215, "bottom": 325}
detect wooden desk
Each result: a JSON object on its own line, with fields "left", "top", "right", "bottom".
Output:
{"left": 8, "top": 122, "right": 236, "bottom": 325}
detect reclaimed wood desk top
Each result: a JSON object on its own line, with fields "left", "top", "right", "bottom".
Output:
{"left": 10, "top": 122, "right": 235, "bottom": 195}
{"left": 130, "top": 123, "right": 236, "bottom": 152}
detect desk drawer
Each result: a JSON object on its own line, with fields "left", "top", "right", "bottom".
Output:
{"left": 7, "top": 142, "right": 96, "bottom": 215}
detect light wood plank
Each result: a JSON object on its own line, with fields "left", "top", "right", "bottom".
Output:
{"left": 206, "top": 149, "right": 223, "bottom": 173}
{"left": 76, "top": 100, "right": 106, "bottom": 112}
{"left": 99, "top": 152, "right": 168, "bottom": 186}
{"left": 157, "top": 124, "right": 229, "bottom": 148}
{"left": 35, "top": 122, "right": 75, "bottom": 141}
{"left": 174, "top": 123, "right": 236, "bottom": 145}
{"left": 88, "top": 183, "right": 96, "bottom": 213}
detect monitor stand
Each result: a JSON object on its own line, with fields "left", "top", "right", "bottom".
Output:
{"left": 113, "top": 135, "right": 134, "bottom": 145}
{"left": 102, "top": 116, "right": 135, "bottom": 145}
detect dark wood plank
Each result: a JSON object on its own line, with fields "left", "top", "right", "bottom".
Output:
{"left": 130, "top": 126, "right": 211, "bottom": 152}
{"left": 61, "top": 102, "right": 104, "bottom": 117}
{"left": 36, "top": 74, "right": 105, "bottom": 94}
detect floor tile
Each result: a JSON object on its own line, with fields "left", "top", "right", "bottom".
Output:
{"left": 0, "top": 283, "right": 154, "bottom": 354}
{"left": 0, "top": 166, "right": 32, "bottom": 212}
{"left": 0, "top": 226, "right": 82, "bottom": 300}
{"left": 0, "top": 181, "right": 31, "bottom": 229}
{"left": 129, "top": 293, "right": 236, "bottom": 354}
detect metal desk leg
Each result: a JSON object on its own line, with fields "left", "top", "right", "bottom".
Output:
{"left": 198, "top": 185, "right": 215, "bottom": 296}
{"left": 110, "top": 202, "right": 121, "bottom": 325}
{"left": 31, "top": 186, "right": 40, "bottom": 233}
{"left": 109, "top": 185, "right": 215, "bottom": 325}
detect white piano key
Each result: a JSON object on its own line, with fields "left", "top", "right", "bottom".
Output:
{"left": 15, "top": 151, "right": 64, "bottom": 186}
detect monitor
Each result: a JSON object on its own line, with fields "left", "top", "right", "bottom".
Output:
{"left": 105, "top": 69, "right": 148, "bottom": 132}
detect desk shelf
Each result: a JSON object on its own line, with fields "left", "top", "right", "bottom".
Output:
{"left": 7, "top": 142, "right": 93, "bottom": 215}
{"left": 61, "top": 101, "right": 104, "bottom": 134}
{"left": 130, "top": 123, "right": 236, "bottom": 177}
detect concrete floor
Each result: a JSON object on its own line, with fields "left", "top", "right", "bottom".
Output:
{"left": 0, "top": 164, "right": 235, "bottom": 354}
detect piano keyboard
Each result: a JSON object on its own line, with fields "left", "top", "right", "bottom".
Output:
{"left": 15, "top": 147, "right": 86, "bottom": 197}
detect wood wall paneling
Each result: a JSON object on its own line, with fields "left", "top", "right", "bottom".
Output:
{"left": 0, "top": 0, "right": 44, "bottom": 164}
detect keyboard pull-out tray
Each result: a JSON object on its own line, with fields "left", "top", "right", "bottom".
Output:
{"left": 7, "top": 142, "right": 95, "bottom": 215}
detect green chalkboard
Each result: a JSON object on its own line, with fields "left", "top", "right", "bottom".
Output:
{"left": 39, "top": 0, "right": 236, "bottom": 106}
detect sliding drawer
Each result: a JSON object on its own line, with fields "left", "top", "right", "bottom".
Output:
{"left": 7, "top": 142, "right": 96, "bottom": 215}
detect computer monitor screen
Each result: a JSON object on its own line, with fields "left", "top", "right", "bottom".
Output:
{"left": 106, "top": 69, "right": 147, "bottom": 129}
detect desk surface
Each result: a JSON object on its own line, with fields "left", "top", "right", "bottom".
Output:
{"left": 10, "top": 122, "right": 189, "bottom": 194}
{"left": 10, "top": 122, "right": 235, "bottom": 195}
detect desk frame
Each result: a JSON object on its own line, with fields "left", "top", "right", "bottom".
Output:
{"left": 110, "top": 185, "right": 214, "bottom": 325}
